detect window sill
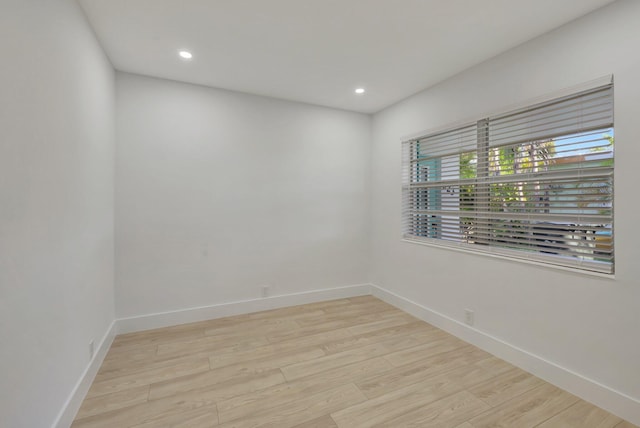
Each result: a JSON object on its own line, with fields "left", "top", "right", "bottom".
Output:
{"left": 401, "top": 237, "right": 616, "bottom": 280}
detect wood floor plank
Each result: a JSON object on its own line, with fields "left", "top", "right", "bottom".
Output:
{"left": 217, "top": 357, "right": 392, "bottom": 423}
{"left": 75, "top": 386, "right": 150, "bottom": 420}
{"left": 111, "top": 326, "right": 206, "bottom": 349}
{"left": 264, "top": 309, "right": 405, "bottom": 344}
{"left": 317, "top": 331, "right": 398, "bottom": 356}
{"left": 86, "top": 358, "right": 211, "bottom": 399}
{"left": 281, "top": 333, "right": 433, "bottom": 381}
{"left": 95, "top": 352, "right": 216, "bottom": 383}
{"left": 148, "top": 368, "right": 286, "bottom": 403}
{"left": 73, "top": 297, "right": 635, "bottom": 428}
{"left": 156, "top": 333, "right": 271, "bottom": 359}
{"left": 291, "top": 415, "right": 338, "bottom": 428}
{"left": 468, "top": 383, "right": 579, "bottom": 428}
{"left": 356, "top": 345, "right": 490, "bottom": 399}
{"left": 383, "top": 335, "right": 468, "bottom": 367}
{"left": 468, "top": 366, "right": 545, "bottom": 407}
{"left": 245, "top": 306, "right": 328, "bottom": 322}
{"left": 274, "top": 299, "right": 353, "bottom": 317}
{"left": 100, "top": 333, "right": 269, "bottom": 380}
{"left": 331, "top": 363, "right": 495, "bottom": 428}
{"left": 374, "top": 390, "right": 491, "bottom": 428}
{"left": 315, "top": 322, "right": 440, "bottom": 357}
{"left": 473, "top": 356, "right": 517, "bottom": 376}
{"left": 208, "top": 328, "right": 353, "bottom": 370}
{"left": 264, "top": 319, "right": 361, "bottom": 343}
{"left": 536, "top": 400, "right": 624, "bottom": 428}
{"left": 346, "top": 295, "right": 380, "bottom": 304}
{"left": 203, "top": 318, "right": 301, "bottom": 339}
{"left": 101, "top": 343, "right": 158, "bottom": 362}
{"left": 218, "top": 383, "right": 366, "bottom": 428}
{"left": 347, "top": 320, "right": 436, "bottom": 341}
{"left": 130, "top": 409, "right": 218, "bottom": 428}
{"left": 72, "top": 390, "right": 218, "bottom": 428}
{"left": 148, "top": 345, "right": 321, "bottom": 400}
{"left": 616, "top": 422, "right": 640, "bottom": 428}
{"left": 321, "top": 299, "right": 395, "bottom": 315}
{"left": 99, "top": 349, "right": 160, "bottom": 375}
{"left": 295, "top": 306, "right": 399, "bottom": 327}
{"left": 345, "top": 313, "right": 418, "bottom": 336}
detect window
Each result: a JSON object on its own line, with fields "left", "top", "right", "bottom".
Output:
{"left": 402, "top": 79, "right": 614, "bottom": 274}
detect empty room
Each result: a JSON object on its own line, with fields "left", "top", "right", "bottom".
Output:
{"left": 2, "top": 0, "right": 640, "bottom": 427}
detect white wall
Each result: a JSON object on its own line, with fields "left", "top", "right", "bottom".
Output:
{"left": 0, "top": 1, "right": 115, "bottom": 427}
{"left": 115, "top": 73, "right": 371, "bottom": 318}
{"left": 371, "top": 0, "right": 640, "bottom": 414}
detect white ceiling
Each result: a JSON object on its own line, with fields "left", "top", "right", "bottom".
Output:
{"left": 78, "top": 0, "right": 616, "bottom": 113}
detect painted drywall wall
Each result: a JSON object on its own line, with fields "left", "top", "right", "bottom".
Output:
{"left": 115, "top": 72, "right": 371, "bottom": 318}
{"left": 0, "top": 1, "right": 115, "bottom": 427}
{"left": 371, "top": 0, "right": 640, "bottom": 407}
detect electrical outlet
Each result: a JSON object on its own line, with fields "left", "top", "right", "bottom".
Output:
{"left": 464, "top": 309, "right": 474, "bottom": 326}
{"left": 89, "top": 340, "right": 95, "bottom": 360}
{"left": 261, "top": 285, "right": 270, "bottom": 298}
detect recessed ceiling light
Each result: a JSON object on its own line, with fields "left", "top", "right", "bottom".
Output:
{"left": 355, "top": 88, "right": 365, "bottom": 94}
{"left": 178, "top": 50, "right": 193, "bottom": 60}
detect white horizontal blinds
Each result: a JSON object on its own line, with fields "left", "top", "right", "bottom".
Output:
{"left": 488, "top": 84, "right": 614, "bottom": 147}
{"left": 402, "top": 80, "right": 614, "bottom": 274}
{"left": 403, "top": 123, "right": 477, "bottom": 243}
{"left": 483, "top": 82, "right": 614, "bottom": 273}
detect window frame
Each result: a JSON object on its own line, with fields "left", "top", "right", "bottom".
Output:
{"left": 401, "top": 76, "right": 615, "bottom": 276}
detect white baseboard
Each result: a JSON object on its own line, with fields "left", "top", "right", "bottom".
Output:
{"left": 53, "top": 320, "right": 116, "bottom": 428}
{"left": 116, "top": 284, "right": 372, "bottom": 334}
{"left": 371, "top": 283, "right": 640, "bottom": 426}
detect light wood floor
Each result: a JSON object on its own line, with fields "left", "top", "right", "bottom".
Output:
{"left": 72, "top": 296, "right": 637, "bottom": 428}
